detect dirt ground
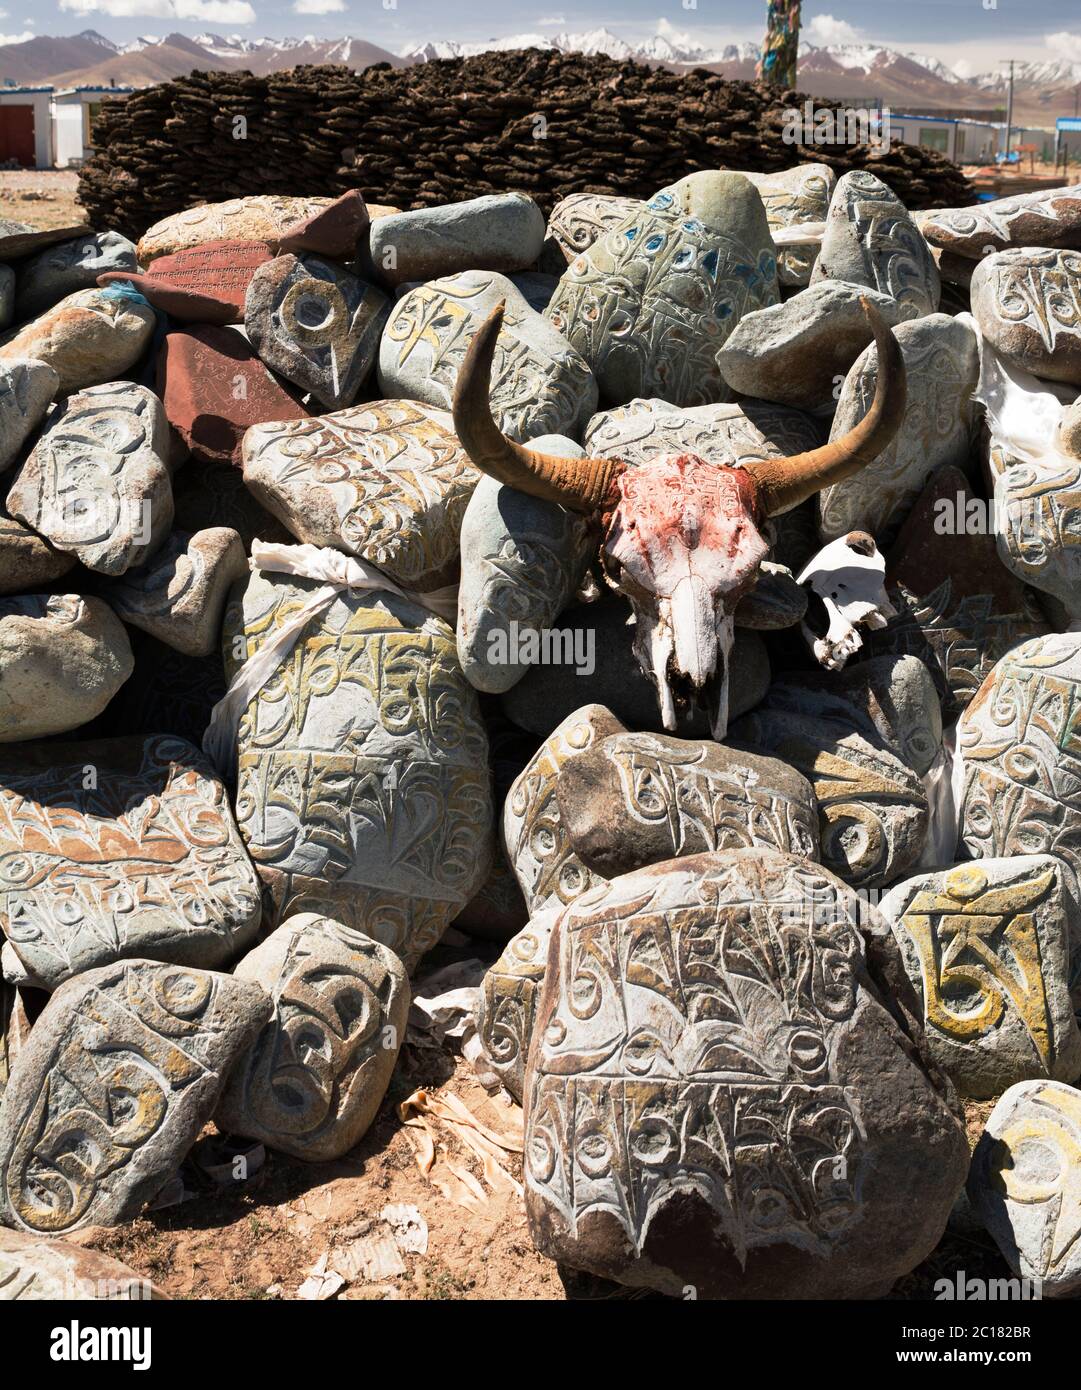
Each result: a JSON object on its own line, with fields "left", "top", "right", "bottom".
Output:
{"left": 64, "top": 1032, "right": 1009, "bottom": 1303}
{"left": 0, "top": 169, "right": 84, "bottom": 230}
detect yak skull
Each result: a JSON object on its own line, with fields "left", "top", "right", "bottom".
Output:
{"left": 451, "top": 298, "right": 907, "bottom": 738}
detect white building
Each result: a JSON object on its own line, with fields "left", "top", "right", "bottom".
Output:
{"left": 52, "top": 86, "right": 134, "bottom": 168}
{"left": 884, "top": 113, "right": 1000, "bottom": 165}
{"left": 0, "top": 86, "right": 54, "bottom": 169}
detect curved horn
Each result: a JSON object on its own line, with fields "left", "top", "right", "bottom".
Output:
{"left": 742, "top": 296, "right": 908, "bottom": 517}
{"left": 452, "top": 301, "right": 624, "bottom": 513}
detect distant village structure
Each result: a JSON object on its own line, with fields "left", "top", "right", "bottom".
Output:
{"left": 0, "top": 82, "right": 131, "bottom": 168}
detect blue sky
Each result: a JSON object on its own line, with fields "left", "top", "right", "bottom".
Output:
{"left": 0, "top": 0, "right": 1078, "bottom": 75}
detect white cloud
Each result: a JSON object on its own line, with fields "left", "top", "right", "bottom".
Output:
{"left": 536, "top": 13, "right": 566, "bottom": 24}
{"left": 1046, "top": 30, "right": 1081, "bottom": 64}
{"left": 656, "top": 17, "right": 692, "bottom": 43}
{"left": 951, "top": 58, "right": 973, "bottom": 79}
{"left": 59, "top": 0, "right": 257, "bottom": 21}
{"left": 804, "top": 14, "right": 862, "bottom": 46}
{"left": 293, "top": 0, "right": 344, "bottom": 11}
{"left": 0, "top": 29, "right": 33, "bottom": 42}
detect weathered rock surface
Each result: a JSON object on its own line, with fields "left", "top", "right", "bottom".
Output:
{"left": 370, "top": 192, "right": 546, "bottom": 288}
{"left": 0, "top": 266, "right": 12, "bottom": 331}
{"left": 716, "top": 282, "right": 918, "bottom": 411}
{"left": 223, "top": 570, "right": 493, "bottom": 972}
{"left": 503, "top": 704, "right": 626, "bottom": 914}
{"left": 242, "top": 399, "right": 476, "bottom": 594}
{"left": 244, "top": 253, "right": 389, "bottom": 410}
{"left": 216, "top": 913, "right": 409, "bottom": 1161}
{"left": 730, "top": 707, "right": 928, "bottom": 889}
{"left": 0, "top": 288, "right": 155, "bottom": 394}
{"left": 0, "top": 357, "right": 59, "bottom": 474}
{"left": 989, "top": 434, "right": 1081, "bottom": 618}
{"left": 547, "top": 171, "right": 779, "bottom": 407}
{"left": 456, "top": 444, "right": 594, "bottom": 693}
{"left": 968, "top": 1079, "right": 1081, "bottom": 1295}
{"left": 0, "top": 593, "right": 132, "bottom": 743}
{"left": 958, "top": 632, "right": 1081, "bottom": 884}
{"left": 0, "top": 504, "right": 74, "bottom": 595}
{"left": 540, "top": 192, "right": 641, "bottom": 274}
{"left": 477, "top": 903, "right": 558, "bottom": 1102}
{"left": 745, "top": 163, "right": 834, "bottom": 286}
{"left": 0, "top": 1229, "right": 168, "bottom": 1300}
{"left": 116, "top": 237, "right": 274, "bottom": 321}
{"left": 811, "top": 170, "right": 940, "bottom": 315}
{"left": 278, "top": 189, "right": 371, "bottom": 259}
{"left": 555, "top": 731, "right": 819, "bottom": 877}
{"left": 524, "top": 849, "right": 969, "bottom": 1298}
{"left": 0, "top": 959, "right": 271, "bottom": 1233}
{"left": 0, "top": 221, "right": 90, "bottom": 262}
{"left": 921, "top": 185, "right": 1081, "bottom": 260}
{"left": 14, "top": 232, "right": 137, "bottom": 322}
{"left": 763, "top": 654, "right": 943, "bottom": 777}
{"left": 379, "top": 269, "right": 597, "bottom": 442}
{"left": 584, "top": 394, "right": 824, "bottom": 468}
{"left": 880, "top": 858, "right": 1081, "bottom": 1100}
{"left": 0, "top": 735, "right": 262, "bottom": 990}
{"left": 158, "top": 324, "right": 310, "bottom": 466}
{"left": 818, "top": 314, "right": 979, "bottom": 540}
{"left": 99, "top": 526, "right": 247, "bottom": 657}
{"left": 136, "top": 195, "right": 357, "bottom": 262}
{"left": 867, "top": 466, "right": 1049, "bottom": 719}
{"left": 971, "top": 248, "right": 1081, "bottom": 386}
{"left": 7, "top": 380, "right": 173, "bottom": 575}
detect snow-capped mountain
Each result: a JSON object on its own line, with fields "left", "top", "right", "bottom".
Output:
{"left": 0, "top": 25, "right": 1067, "bottom": 126}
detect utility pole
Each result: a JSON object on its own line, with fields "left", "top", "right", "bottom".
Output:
{"left": 1001, "top": 58, "right": 1014, "bottom": 157}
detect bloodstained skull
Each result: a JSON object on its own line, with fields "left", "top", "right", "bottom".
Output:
{"left": 452, "top": 298, "right": 907, "bottom": 738}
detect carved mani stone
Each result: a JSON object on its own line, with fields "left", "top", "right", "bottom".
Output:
{"left": 920, "top": 184, "right": 1081, "bottom": 260}
{"left": 98, "top": 526, "right": 248, "bottom": 658}
{"left": 477, "top": 903, "right": 558, "bottom": 1103}
{"left": 7, "top": 381, "right": 173, "bottom": 576}
{"left": 555, "top": 731, "right": 820, "bottom": 879}
{"left": 216, "top": 913, "right": 409, "bottom": 1161}
{"left": 0, "top": 594, "right": 133, "bottom": 743}
{"left": 867, "top": 465, "right": 1049, "bottom": 720}
{"left": 540, "top": 192, "right": 642, "bottom": 275}
{"left": 547, "top": 171, "right": 779, "bottom": 408}
{"left": 729, "top": 708, "right": 928, "bottom": 890}
{"left": 369, "top": 192, "right": 546, "bottom": 288}
{"left": 744, "top": 163, "right": 835, "bottom": 286}
{"left": 503, "top": 704, "right": 627, "bottom": 916}
{"left": 456, "top": 440, "right": 594, "bottom": 694}
{"left": 244, "top": 253, "right": 390, "bottom": 410}
{"left": 968, "top": 1079, "right": 1081, "bottom": 1296}
{"left": 988, "top": 433, "right": 1081, "bottom": 619}
{"left": 136, "top": 195, "right": 348, "bottom": 263}
{"left": 880, "top": 858, "right": 1081, "bottom": 1100}
{"left": 958, "top": 632, "right": 1081, "bottom": 885}
{"left": 817, "top": 313, "right": 979, "bottom": 541}
{"left": 0, "top": 1229, "right": 168, "bottom": 1300}
{"left": 971, "top": 248, "right": 1081, "bottom": 386}
{"left": 584, "top": 394, "right": 824, "bottom": 468}
{"left": 379, "top": 269, "right": 598, "bottom": 443}
{"left": 524, "top": 848, "right": 969, "bottom": 1298}
{"left": 0, "top": 735, "right": 262, "bottom": 991}
{"left": 810, "top": 170, "right": 940, "bottom": 315}
{"left": 0, "top": 959, "right": 271, "bottom": 1233}
{"left": 223, "top": 570, "right": 493, "bottom": 972}
{"left": 242, "top": 400, "right": 478, "bottom": 594}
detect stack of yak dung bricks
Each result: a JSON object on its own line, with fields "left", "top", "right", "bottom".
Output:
{"left": 78, "top": 50, "right": 973, "bottom": 239}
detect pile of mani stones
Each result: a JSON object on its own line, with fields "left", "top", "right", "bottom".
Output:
{"left": 3, "top": 167, "right": 1081, "bottom": 1301}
